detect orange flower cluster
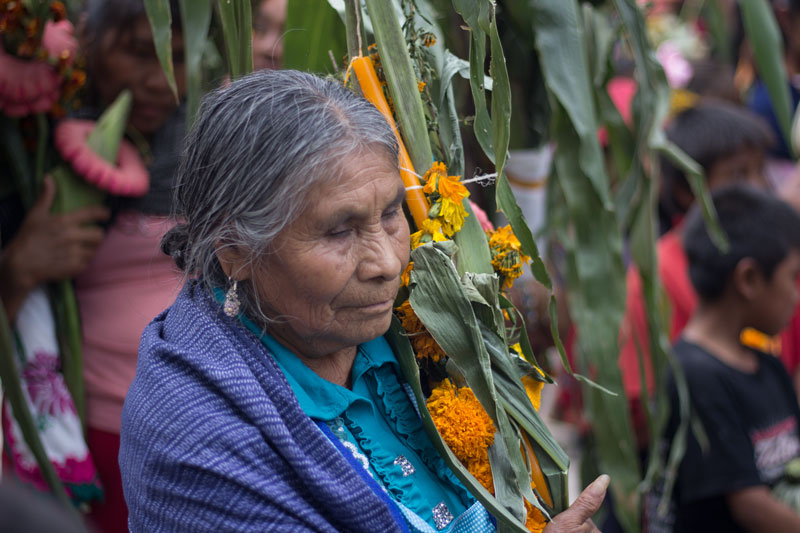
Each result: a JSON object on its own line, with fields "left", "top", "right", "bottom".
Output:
{"left": 487, "top": 225, "right": 531, "bottom": 290}
{"left": 427, "top": 380, "right": 547, "bottom": 531}
{"left": 394, "top": 300, "right": 444, "bottom": 363}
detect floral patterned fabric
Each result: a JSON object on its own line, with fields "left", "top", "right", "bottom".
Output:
{"left": 2, "top": 287, "right": 102, "bottom": 504}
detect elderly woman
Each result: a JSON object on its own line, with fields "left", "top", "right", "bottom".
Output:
{"left": 120, "top": 69, "right": 607, "bottom": 532}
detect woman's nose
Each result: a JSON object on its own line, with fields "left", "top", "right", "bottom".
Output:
{"left": 358, "top": 230, "right": 403, "bottom": 282}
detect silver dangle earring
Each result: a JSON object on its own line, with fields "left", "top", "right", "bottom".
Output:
{"left": 223, "top": 278, "right": 240, "bottom": 317}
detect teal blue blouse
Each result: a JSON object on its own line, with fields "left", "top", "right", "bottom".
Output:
{"left": 227, "top": 303, "right": 494, "bottom": 531}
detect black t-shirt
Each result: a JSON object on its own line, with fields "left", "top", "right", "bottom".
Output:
{"left": 656, "top": 339, "right": 800, "bottom": 533}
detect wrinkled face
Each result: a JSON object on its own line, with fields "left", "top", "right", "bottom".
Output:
{"left": 90, "top": 16, "right": 186, "bottom": 136}
{"left": 749, "top": 250, "right": 800, "bottom": 336}
{"left": 253, "top": 150, "right": 409, "bottom": 358}
{"left": 253, "top": 0, "right": 287, "bottom": 71}
{"left": 707, "top": 146, "right": 768, "bottom": 191}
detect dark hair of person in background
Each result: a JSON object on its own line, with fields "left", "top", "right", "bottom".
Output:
{"left": 683, "top": 184, "right": 800, "bottom": 301}
{"left": 658, "top": 100, "right": 774, "bottom": 234}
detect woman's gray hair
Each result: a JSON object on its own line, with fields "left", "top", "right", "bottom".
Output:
{"left": 163, "top": 69, "right": 399, "bottom": 323}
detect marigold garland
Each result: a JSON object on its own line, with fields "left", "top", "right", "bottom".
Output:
{"left": 427, "top": 380, "right": 548, "bottom": 532}
{"left": 427, "top": 381, "right": 495, "bottom": 465}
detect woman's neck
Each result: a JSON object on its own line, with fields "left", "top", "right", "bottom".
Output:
{"left": 294, "top": 347, "right": 357, "bottom": 388}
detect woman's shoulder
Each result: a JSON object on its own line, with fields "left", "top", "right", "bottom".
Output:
{"left": 125, "top": 281, "right": 292, "bottom": 434}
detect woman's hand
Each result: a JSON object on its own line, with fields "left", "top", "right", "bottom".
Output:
{"left": 0, "top": 176, "right": 109, "bottom": 321}
{"left": 543, "top": 475, "right": 609, "bottom": 533}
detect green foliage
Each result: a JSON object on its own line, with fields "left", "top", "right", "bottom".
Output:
{"left": 283, "top": 0, "right": 347, "bottom": 73}
{"left": 363, "top": 0, "right": 433, "bottom": 175}
{"left": 217, "top": 0, "right": 254, "bottom": 79}
{"left": 179, "top": 0, "right": 214, "bottom": 126}
{"left": 144, "top": 0, "right": 179, "bottom": 101}
{"left": 740, "top": 0, "right": 795, "bottom": 156}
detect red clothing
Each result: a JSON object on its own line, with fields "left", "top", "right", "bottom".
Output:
{"left": 85, "top": 427, "right": 127, "bottom": 533}
{"left": 619, "top": 229, "right": 800, "bottom": 404}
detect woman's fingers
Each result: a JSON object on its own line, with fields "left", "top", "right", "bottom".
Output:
{"left": 543, "top": 475, "right": 609, "bottom": 533}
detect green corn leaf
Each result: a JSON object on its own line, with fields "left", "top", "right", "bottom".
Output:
{"left": 488, "top": 6, "right": 510, "bottom": 177}
{"left": 740, "top": 0, "right": 794, "bottom": 155}
{"left": 284, "top": 0, "right": 347, "bottom": 73}
{"left": 179, "top": 0, "right": 213, "bottom": 126}
{"left": 551, "top": 99, "right": 641, "bottom": 533}
{"left": 363, "top": 0, "right": 433, "bottom": 175}
{"left": 144, "top": 0, "right": 179, "bottom": 102}
{"left": 217, "top": 0, "right": 253, "bottom": 79}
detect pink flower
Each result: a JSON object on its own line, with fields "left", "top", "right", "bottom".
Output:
{"left": 0, "top": 50, "right": 60, "bottom": 117}
{"left": 42, "top": 20, "right": 78, "bottom": 66}
{"left": 656, "top": 42, "right": 693, "bottom": 89}
{"left": 21, "top": 351, "right": 75, "bottom": 417}
{"left": 0, "top": 20, "right": 77, "bottom": 117}
{"left": 55, "top": 120, "right": 150, "bottom": 197}
{"left": 469, "top": 200, "right": 494, "bottom": 232}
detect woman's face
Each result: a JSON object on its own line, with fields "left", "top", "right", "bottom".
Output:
{"left": 89, "top": 16, "right": 186, "bottom": 136}
{"left": 252, "top": 150, "right": 410, "bottom": 358}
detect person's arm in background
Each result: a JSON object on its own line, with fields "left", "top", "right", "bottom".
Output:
{"left": 728, "top": 485, "right": 800, "bottom": 532}
{"left": 544, "top": 475, "right": 609, "bottom": 533}
{"left": 0, "top": 177, "right": 109, "bottom": 322}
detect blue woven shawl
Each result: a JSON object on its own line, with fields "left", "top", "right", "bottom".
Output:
{"left": 120, "top": 281, "right": 408, "bottom": 532}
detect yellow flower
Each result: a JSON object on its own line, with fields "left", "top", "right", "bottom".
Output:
{"left": 417, "top": 81, "right": 426, "bottom": 92}
{"left": 410, "top": 218, "right": 447, "bottom": 249}
{"left": 521, "top": 375, "right": 544, "bottom": 412}
{"left": 427, "top": 381, "right": 495, "bottom": 465}
{"left": 487, "top": 225, "right": 531, "bottom": 289}
{"left": 439, "top": 197, "right": 469, "bottom": 236}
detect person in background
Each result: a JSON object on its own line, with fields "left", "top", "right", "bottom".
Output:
{"left": 619, "top": 100, "right": 785, "bottom": 451}
{"left": 653, "top": 186, "right": 800, "bottom": 532}
{"left": 71, "top": 1, "right": 187, "bottom": 530}
{"left": 0, "top": 0, "right": 187, "bottom": 528}
{"left": 252, "top": 0, "right": 287, "bottom": 71}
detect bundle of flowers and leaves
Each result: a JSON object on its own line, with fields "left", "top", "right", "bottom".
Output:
{"left": 344, "top": 4, "right": 569, "bottom": 530}
{"left": 385, "top": 158, "right": 564, "bottom": 532}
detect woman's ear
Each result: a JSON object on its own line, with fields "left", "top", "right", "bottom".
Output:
{"left": 732, "top": 257, "right": 763, "bottom": 301}
{"left": 215, "top": 244, "right": 252, "bottom": 281}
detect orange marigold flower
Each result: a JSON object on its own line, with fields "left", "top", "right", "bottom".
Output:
{"left": 525, "top": 502, "right": 547, "bottom": 532}
{"left": 394, "top": 300, "right": 444, "bottom": 362}
{"left": 422, "top": 32, "right": 437, "bottom": 47}
{"left": 401, "top": 261, "right": 413, "bottom": 287}
{"left": 423, "top": 161, "right": 448, "bottom": 195}
{"left": 427, "top": 381, "right": 495, "bottom": 465}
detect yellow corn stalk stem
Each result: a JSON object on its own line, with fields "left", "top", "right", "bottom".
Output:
{"left": 523, "top": 432, "right": 553, "bottom": 509}
{"left": 352, "top": 56, "right": 429, "bottom": 229}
